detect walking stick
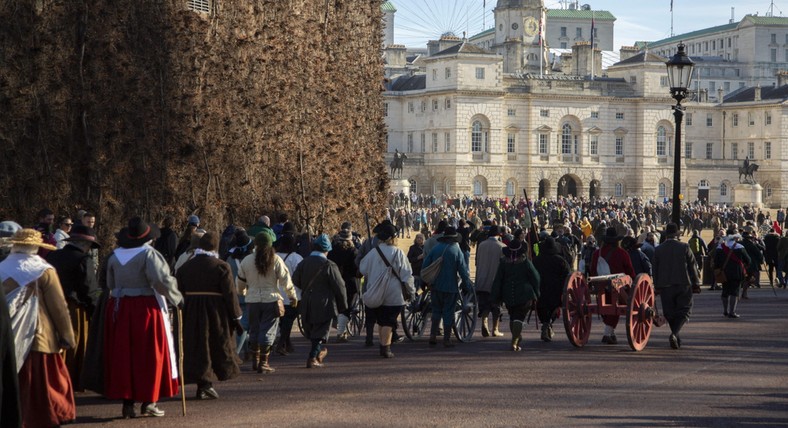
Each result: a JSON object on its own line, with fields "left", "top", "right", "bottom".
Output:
{"left": 177, "top": 307, "right": 186, "bottom": 416}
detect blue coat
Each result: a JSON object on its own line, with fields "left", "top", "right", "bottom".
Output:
{"left": 422, "top": 241, "right": 472, "bottom": 293}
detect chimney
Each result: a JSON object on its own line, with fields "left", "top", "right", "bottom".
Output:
{"left": 754, "top": 85, "right": 762, "bottom": 101}
{"left": 779, "top": 71, "right": 788, "bottom": 87}
{"left": 619, "top": 46, "right": 639, "bottom": 62}
{"left": 384, "top": 45, "right": 408, "bottom": 67}
{"left": 717, "top": 88, "right": 724, "bottom": 102}
{"left": 572, "top": 41, "right": 596, "bottom": 77}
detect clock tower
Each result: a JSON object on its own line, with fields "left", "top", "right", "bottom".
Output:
{"left": 493, "top": 0, "right": 546, "bottom": 74}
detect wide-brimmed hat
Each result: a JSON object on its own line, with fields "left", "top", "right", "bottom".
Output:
{"left": 439, "top": 226, "right": 460, "bottom": 242}
{"left": 64, "top": 225, "right": 101, "bottom": 248}
{"left": 664, "top": 223, "right": 680, "bottom": 238}
{"left": 603, "top": 227, "right": 624, "bottom": 244}
{"left": 8, "top": 228, "right": 57, "bottom": 250}
{"left": 116, "top": 217, "right": 161, "bottom": 248}
{"left": 502, "top": 240, "right": 528, "bottom": 259}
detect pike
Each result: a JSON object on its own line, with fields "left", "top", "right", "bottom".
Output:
{"left": 522, "top": 188, "right": 541, "bottom": 329}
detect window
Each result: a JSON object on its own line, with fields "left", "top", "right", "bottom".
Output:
{"left": 432, "top": 133, "right": 438, "bottom": 152}
{"left": 685, "top": 142, "right": 693, "bottom": 159}
{"left": 706, "top": 114, "right": 713, "bottom": 127}
{"left": 706, "top": 143, "right": 713, "bottom": 159}
{"left": 473, "top": 179, "right": 483, "bottom": 196}
{"left": 656, "top": 126, "right": 667, "bottom": 156}
{"left": 407, "top": 102, "right": 414, "bottom": 113}
{"left": 708, "top": 81, "right": 716, "bottom": 92}
{"left": 540, "top": 109, "right": 549, "bottom": 117}
{"left": 724, "top": 81, "right": 730, "bottom": 91}
{"left": 766, "top": 112, "right": 772, "bottom": 125}
{"left": 188, "top": 0, "right": 211, "bottom": 13}
{"left": 432, "top": 69, "right": 437, "bottom": 80}
{"left": 615, "top": 137, "right": 624, "bottom": 156}
{"left": 748, "top": 142, "right": 755, "bottom": 159}
{"left": 772, "top": 49, "right": 777, "bottom": 62}
{"left": 658, "top": 183, "right": 667, "bottom": 198}
{"left": 785, "top": 49, "right": 788, "bottom": 61}
{"left": 445, "top": 67, "right": 451, "bottom": 79}
{"left": 445, "top": 132, "right": 451, "bottom": 152}
{"left": 383, "top": 102, "right": 388, "bottom": 117}
{"left": 590, "top": 135, "right": 598, "bottom": 155}
{"left": 407, "top": 133, "right": 414, "bottom": 152}
{"left": 561, "top": 124, "right": 573, "bottom": 154}
{"left": 765, "top": 141, "right": 772, "bottom": 159}
{"left": 576, "top": 27, "right": 582, "bottom": 38}
{"left": 445, "top": 98, "right": 451, "bottom": 109}
{"left": 508, "top": 108, "right": 516, "bottom": 117}
{"left": 771, "top": 33, "right": 777, "bottom": 44}
{"left": 507, "top": 133, "right": 516, "bottom": 153}
{"left": 616, "top": 112, "right": 624, "bottom": 120}
{"left": 431, "top": 100, "right": 437, "bottom": 111}
{"left": 420, "top": 133, "right": 425, "bottom": 152}
{"left": 720, "top": 183, "right": 728, "bottom": 196}
{"left": 767, "top": 185, "right": 773, "bottom": 198}
{"left": 506, "top": 180, "right": 515, "bottom": 197}
{"left": 560, "top": 42, "right": 567, "bottom": 49}
{"left": 475, "top": 67, "right": 485, "bottom": 79}
{"left": 660, "top": 76, "right": 668, "bottom": 86}
{"left": 560, "top": 27, "right": 567, "bottom": 37}
{"left": 591, "top": 111, "right": 599, "bottom": 119}
{"left": 615, "top": 183, "right": 623, "bottom": 197}
{"left": 630, "top": 76, "right": 637, "bottom": 84}
{"left": 748, "top": 113, "right": 754, "bottom": 126}
{"left": 732, "top": 113, "right": 738, "bottom": 127}
{"left": 686, "top": 113, "right": 692, "bottom": 126}
{"left": 420, "top": 101, "right": 426, "bottom": 112}
{"left": 471, "top": 121, "right": 483, "bottom": 152}
{"left": 539, "top": 134, "right": 548, "bottom": 154}
{"left": 731, "top": 142, "right": 738, "bottom": 160}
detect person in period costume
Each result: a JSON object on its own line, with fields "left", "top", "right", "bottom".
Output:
{"left": 45, "top": 225, "right": 100, "bottom": 392}
{"left": 714, "top": 229, "right": 751, "bottom": 319}
{"left": 491, "top": 237, "right": 541, "bottom": 351}
{"left": 590, "top": 227, "right": 635, "bottom": 345}
{"left": 329, "top": 229, "right": 360, "bottom": 343}
{"left": 653, "top": 223, "right": 700, "bottom": 349}
{"left": 104, "top": 217, "right": 183, "bottom": 418}
{"left": 0, "top": 283, "right": 21, "bottom": 428}
{"left": 407, "top": 233, "right": 425, "bottom": 292}
{"left": 176, "top": 232, "right": 243, "bottom": 400}
{"left": 226, "top": 229, "right": 255, "bottom": 360}
{"left": 533, "top": 237, "right": 570, "bottom": 342}
{"left": 173, "top": 229, "right": 206, "bottom": 274}
{"left": 236, "top": 232, "right": 297, "bottom": 373}
{"left": 475, "top": 225, "right": 506, "bottom": 338}
{"left": 292, "top": 234, "right": 347, "bottom": 368}
{"left": 359, "top": 223, "right": 415, "bottom": 358}
{"left": 274, "top": 232, "right": 303, "bottom": 355}
{"left": 1, "top": 229, "right": 75, "bottom": 427}
{"left": 422, "top": 226, "right": 473, "bottom": 348}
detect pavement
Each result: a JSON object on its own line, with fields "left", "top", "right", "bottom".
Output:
{"left": 71, "top": 285, "right": 788, "bottom": 427}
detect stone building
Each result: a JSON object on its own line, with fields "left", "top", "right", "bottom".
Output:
{"left": 383, "top": 0, "right": 788, "bottom": 207}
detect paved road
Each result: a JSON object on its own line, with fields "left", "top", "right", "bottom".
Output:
{"left": 72, "top": 286, "right": 787, "bottom": 427}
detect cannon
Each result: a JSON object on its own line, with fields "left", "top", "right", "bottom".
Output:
{"left": 401, "top": 286, "right": 478, "bottom": 342}
{"left": 562, "top": 272, "right": 664, "bottom": 351}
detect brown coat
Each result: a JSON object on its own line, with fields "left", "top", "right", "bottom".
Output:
{"left": 3, "top": 269, "right": 75, "bottom": 354}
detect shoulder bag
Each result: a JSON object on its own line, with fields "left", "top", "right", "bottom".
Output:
{"left": 714, "top": 245, "right": 734, "bottom": 284}
{"left": 420, "top": 245, "right": 450, "bottom": 284}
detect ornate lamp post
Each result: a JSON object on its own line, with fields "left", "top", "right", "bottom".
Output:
{"left": 666, "top": 43, "right": 695, "bottom": 225}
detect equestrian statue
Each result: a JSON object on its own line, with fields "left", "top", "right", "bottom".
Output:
{"left": 389, "top": 149, "right": 407, "bottom": 179}
{"left": 738, "top": 156, "right": 759, "bottom": 184}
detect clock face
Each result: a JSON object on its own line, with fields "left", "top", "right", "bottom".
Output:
{"left": 524, "top": 17, "right": 538, "bottom": 37}
{"left": 511, "top": 23, "right": 519, "bottom": 30}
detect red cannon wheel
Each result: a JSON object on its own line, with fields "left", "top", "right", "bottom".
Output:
{"left": 562, "top": 271, "right": 591, "bottom": 348}
{"left": 626, "top": 273, "right": 656, "bottom": 351}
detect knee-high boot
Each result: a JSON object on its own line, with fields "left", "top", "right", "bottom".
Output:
{"left": 259, "top": 346, "right": 275, "bottom": 373}
{"left": 251, "top": 343, "right": 261, "bottom": 371}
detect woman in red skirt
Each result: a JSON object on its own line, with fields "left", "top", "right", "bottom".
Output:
{"left": 104, "top": 217, "right": 183, "bottom": 418}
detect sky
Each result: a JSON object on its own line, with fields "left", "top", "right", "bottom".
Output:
{"left": 391, "top": 0, "right": 782, "bottom": 49}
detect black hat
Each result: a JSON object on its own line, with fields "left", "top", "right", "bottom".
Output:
{"left": 375, "top": 222, "right": 398, "bottom": 241}
{"left": 603, "top": 227, "right": 624, "bottom": 244}
{"left": 621, "top": 236, "right": 640, "bottom": 250}
{"left": 502, "top": 239, "right": 528, "bottom": 259}
{"left": 234, "top": 229, "right": 252, "bottom": 247}
{"left": 281, "top": 221, "right": 296, "bottom": 235}
{"left": 64, "top": 225, "right": 101, "bottom": 248}
{"left": 341, "top": 221, "right": 352, "bottom": 230}
{"left": 439, "top": 226, "right": 460, "bottom": 242}
{"left": 373, "top": 219, "right": 395, "bottom": 234}
{"left": 116, "top": 217, "right": 161, "bottom": 248}
{"left": 488, "top": 225, "right": 501, "bottom": 237}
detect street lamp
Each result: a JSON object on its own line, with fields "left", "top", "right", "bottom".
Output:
{"left": 666, "top": 42, "right": 695, "bottom": 225}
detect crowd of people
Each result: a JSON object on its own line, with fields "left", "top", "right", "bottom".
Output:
{"left": 0, "top": 194, "right": 784, "bottom": 425}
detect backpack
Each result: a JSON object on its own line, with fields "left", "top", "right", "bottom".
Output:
{"left": 596, "top": 247, "right": 612, "bottom": 276}
{"left": 689, "top": 237, "right": 701, "bottom": 254}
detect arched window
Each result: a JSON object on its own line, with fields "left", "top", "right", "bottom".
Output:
{"left": 615, "top": 183, "right": 623, "bottom": 197}
{"left": 720, "top": 182, "right": 728, "bottom": 196}
{"left": 656, "top": 126, "right": 667, "bottom": 156}
{"left": 561, "top": 124, "right": 573, "bottom": 154}
{"left": 766, "top": 184, "right": 773, "bottom": 197}
{"left": 506, "top": 180, "right": 516, "bottom": 197}
{"left": 658, "top": 183, "right": 667, "bottom": 198}
{"left": 472, "top": 121, "right": 483, "bottom": 152}
{"left": 473, "top": 179, "right": 484, "bottom": 196}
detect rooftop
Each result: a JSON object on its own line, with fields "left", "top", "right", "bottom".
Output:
{"left": 381, "top": 1, "right": 396, "bottom": 13}
{"left": 724, "top": 85, "right": 788, "bottom": 103}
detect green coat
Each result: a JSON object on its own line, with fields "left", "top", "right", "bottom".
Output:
{"left": 491, "top": 255, "right": 541, "bottom": 308}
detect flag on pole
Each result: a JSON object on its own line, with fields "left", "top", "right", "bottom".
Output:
{"left": 591, "top": 14, "right": 595, "bottom": 44}
{"left": 670, "top": 0, "right": 673, "bottom": 12}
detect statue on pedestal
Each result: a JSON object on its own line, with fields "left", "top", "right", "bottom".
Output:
{"left": 389, "top": 149, "right": 407, "bottom": 179}
{"left": 738, "top": 156, "right": 759, "bottom": 184}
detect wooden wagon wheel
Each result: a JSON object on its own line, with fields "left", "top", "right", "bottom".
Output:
{"left": 348, "top": 293, "right": 365, "bottom": 337}
{"left": 626, "top": 273, "right": 656, "bottom": 351}
{"left": 453, "top": 286, "right": 478, "bottom": 342}
{"left": 401, "top": 290, "right": 431, "bottom": 341}
{"left": 562, "top": 271, "right": 591, "bottom": 348}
